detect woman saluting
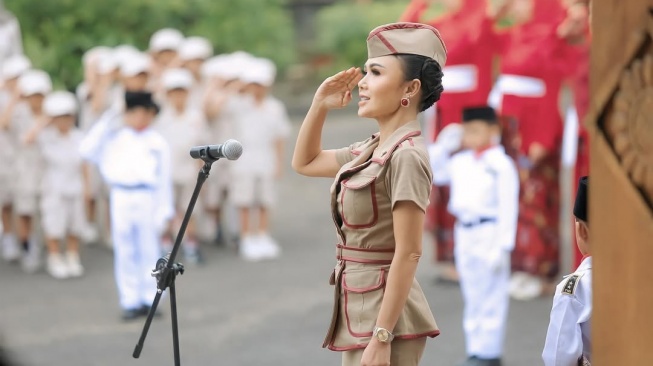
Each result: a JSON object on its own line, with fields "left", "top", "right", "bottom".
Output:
{"left": 292, "top": 23, "right": 446, "bottom": 366}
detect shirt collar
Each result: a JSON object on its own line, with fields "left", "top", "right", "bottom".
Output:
{"left": 577, "top": 255, "right": 592, "bottom": 271}
{"left": 371, "top": 120, "right": 422, "bottom": 165}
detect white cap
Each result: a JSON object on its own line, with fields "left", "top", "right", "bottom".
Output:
{"left": 82, "top": 46, "right": 117, "bottom": 75}
{"left": 44, "top": 91, "right": 78, "bottom": 117}
{"left": 149, "top": 28, "right": 184, "bottom": 52}
{"left": 2, "top": 54, "right": 31, "bottom": 81}
{"left": 161, "top": 68, "right": 194, "bottom": 90}
{"left": 179, "top": 36, "right": 213, "bottom": 61}
{"left": 240, "top": 57, "right": 276, "bottom": 87}
{"left": 113, "top": 44, "right": 140, "bottom": 65}
{"left": 18, "top": 70, "right": 52, "bottom": 96}
{"left": 201, "top": 55, "right": 227, "bottom": 79}
{"left": 120, "top": 52, "right": 151, "bottom": 77}
{"left": 202, "top": 52, "right": 254, "bottom": 81}
{"left": 82, "top": 46, "right": 111, "bottom": 67}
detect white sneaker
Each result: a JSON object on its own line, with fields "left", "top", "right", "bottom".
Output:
{"left": 257, "top": 234, "right": 281, "bottom": 260}
{"left": 81, "top": 225, "right": 100, "bottom": 245}
{"left": 65, "top": 251, "right": 84, "bottom": 277}
{"left": 1, "top": 234, "right": 20, "bottom": 262}
{"left": 509, "top": 272, "right": 528, "bottom": 297}
{"left": 239, "top": 235, "right": 266, "bottom": 262}
{"left": 21, "top": 241, "right": 41, "bottom": 274}
{"left": 47, "top": 253, "right": 69, "bottom": 279}
{"left": 510, "top": 273, "right": 543, "bottom": 301}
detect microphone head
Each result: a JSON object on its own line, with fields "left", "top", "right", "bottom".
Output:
{"left": 223, "top": 139, "right": 243, "bottom": 160}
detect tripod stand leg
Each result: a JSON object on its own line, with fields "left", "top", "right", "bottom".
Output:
{"left": 170, "top": 282, "right": 181, "bottom": 366}
{"left": 133, "top": 290, "right": 164, "bottom": 358}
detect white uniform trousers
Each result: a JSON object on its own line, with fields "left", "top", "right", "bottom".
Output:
{"left": 110, "top": 188, "right": 161, "bottom": 310}
{"left": 454, "top": 222, "right": 510, "bottom": 359}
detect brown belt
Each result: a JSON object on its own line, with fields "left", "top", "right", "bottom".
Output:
{"left": 335, "top": 244, "right": 394, "bottom": 264}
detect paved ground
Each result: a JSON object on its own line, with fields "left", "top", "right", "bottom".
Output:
{"left": 0, "top": 112, "right": 554, "bottom": 366}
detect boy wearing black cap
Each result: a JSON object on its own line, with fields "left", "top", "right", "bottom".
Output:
{"left": 543, "top": 176, "right": 592, "bottom": 366}
{"left": 80, "top": 91, "right": 173, "bottom": 320}
{"left": 430, "top": 106, "right": 519, "bottom": 366}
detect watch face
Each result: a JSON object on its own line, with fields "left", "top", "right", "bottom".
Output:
{"left": 377, "top": 329, "right": 389, "bottom": 342}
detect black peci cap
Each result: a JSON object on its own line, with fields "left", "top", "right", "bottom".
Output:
{"left": 573, "top": 176, "right": 589, "bottom": 222}
{"left": 125, "top": 91, "right": 160, "bottom": 114}
{"left": 462, "top": 106, "right": 498, "bottom": 124}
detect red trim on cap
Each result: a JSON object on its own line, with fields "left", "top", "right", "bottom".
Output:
{"left": 375, "top": 33, "right": 397, "bottom": 54}
{"left": 367, "top": 22, "right": 447, "bottom": 55}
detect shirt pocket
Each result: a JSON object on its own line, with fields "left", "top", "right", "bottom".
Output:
{"left": 341, "top": 268, "right": 386, "bottom": 337}
{"left": 340, "top": 174, "right": 378, "bottom": 229}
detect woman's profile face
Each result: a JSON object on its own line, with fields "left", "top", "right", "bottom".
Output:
{"left": 357, "top": 56, "right": 407, "bottom": 119}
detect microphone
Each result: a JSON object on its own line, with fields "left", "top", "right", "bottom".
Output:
{"left": 189, "top": 139, "right": 243, "bottom": 161}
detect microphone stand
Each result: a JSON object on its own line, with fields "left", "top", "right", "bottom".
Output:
{"left": 132, "top": 157, "right": 218, "bottom": 366}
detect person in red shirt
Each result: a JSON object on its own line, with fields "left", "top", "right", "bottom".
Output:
{"left": 400, "top": 0, "right": 500, "bottom": 283}
{"left": 558, "top": 0, "right": 591, "bottom": 270}
{"left": 489, "top": 0, "right": 576, "bottom": 300}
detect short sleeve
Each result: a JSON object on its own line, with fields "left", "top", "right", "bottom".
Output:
{"left": 335, "top": 139, "right": 369, "bottom": 167}
{"left": 386, "top": 148, "right": 433, "bottom": 212}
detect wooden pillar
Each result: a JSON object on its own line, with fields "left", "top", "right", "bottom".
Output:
{"left": 589, "top": 0, "right": 653, "bottom": 364}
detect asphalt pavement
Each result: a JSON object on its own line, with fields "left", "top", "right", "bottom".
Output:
{"left": 0, "top": 112, "right": 554, "bottom": 366}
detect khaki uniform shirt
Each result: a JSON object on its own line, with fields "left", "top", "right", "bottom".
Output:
{"left": 324, "top": 120, "right": 440, "bottom": 351}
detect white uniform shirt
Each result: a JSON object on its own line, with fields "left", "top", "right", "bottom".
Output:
{"left": 0, "top": 91, "right": 16, "bottom": 177}
{"left": 227, "top": 95, "right": 291, "bottom": 176}
{"left": 543, "top": 256, "right": 592, "bottom": 366}
{"left": 76, "top": 82, "right": 123, "bottom": 132}
{"left": 79, "top": 109, "right": 174, "bottom": 227}
{"left": 38, "top": 126, "right": 85, "bottom": 197}
{"left": 153, "top": 106, "right": 210, "bottom": 184}
{"left": 431, "top": 145, "right": 519, "bottom": 252}
{"left": 11, "top": 104, "right": 43, "bottom": 192}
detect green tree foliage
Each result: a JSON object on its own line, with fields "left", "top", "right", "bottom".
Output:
{"left": 313, "top": 1, "right": 431, "bottom": 78}
{"left": 5, "top": 0, "right": 296, "bottom": 89}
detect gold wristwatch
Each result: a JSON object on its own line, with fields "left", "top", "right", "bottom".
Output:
{"left": 372, "top": 326, "right": 394, "bottom": 343}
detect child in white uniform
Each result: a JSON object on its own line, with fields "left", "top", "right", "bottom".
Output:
{"left": 154, "top": 68, "right": 210, "bottom": 263}
{"left": 76, "top": 46, "right": 120, "bottom": 245}
{"left": 3, "top": 70, "right": 52, "bottom": 273}
{"left": 430, "top": 106, "right": 519, "bottom": 366}
{"left": 202, "top": 54, "right": 245, "bottom": 245}
{"left": 178, "top": 36, "right": 213, "bottom": 108}
{"left": 228, "top": 57, "right": 291, "bottom": 261}
{"left": 80, "top": 91, "right": 174, "bottom": 320}
{"left": 543, "top": 176, "right": 592, "bottom": 366}
{"left": 24, "top": 91, "right": 87, "bottom": 279}
{"left": 0, "top": 54, "right": 30, "bottom": 262}
{"left": 148, "top": 28, "right": 184, "bottom": 97}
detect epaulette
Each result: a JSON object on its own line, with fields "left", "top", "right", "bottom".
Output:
{"left": 561, "top": 272, "right": 585, "bottom": 295}
{"left": 397, "top": 137, "right": 416, "bottom": 149}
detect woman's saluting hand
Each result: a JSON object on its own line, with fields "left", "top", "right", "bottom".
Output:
{"left": 313, "top": 67, "right": 363, "bottom": 110}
